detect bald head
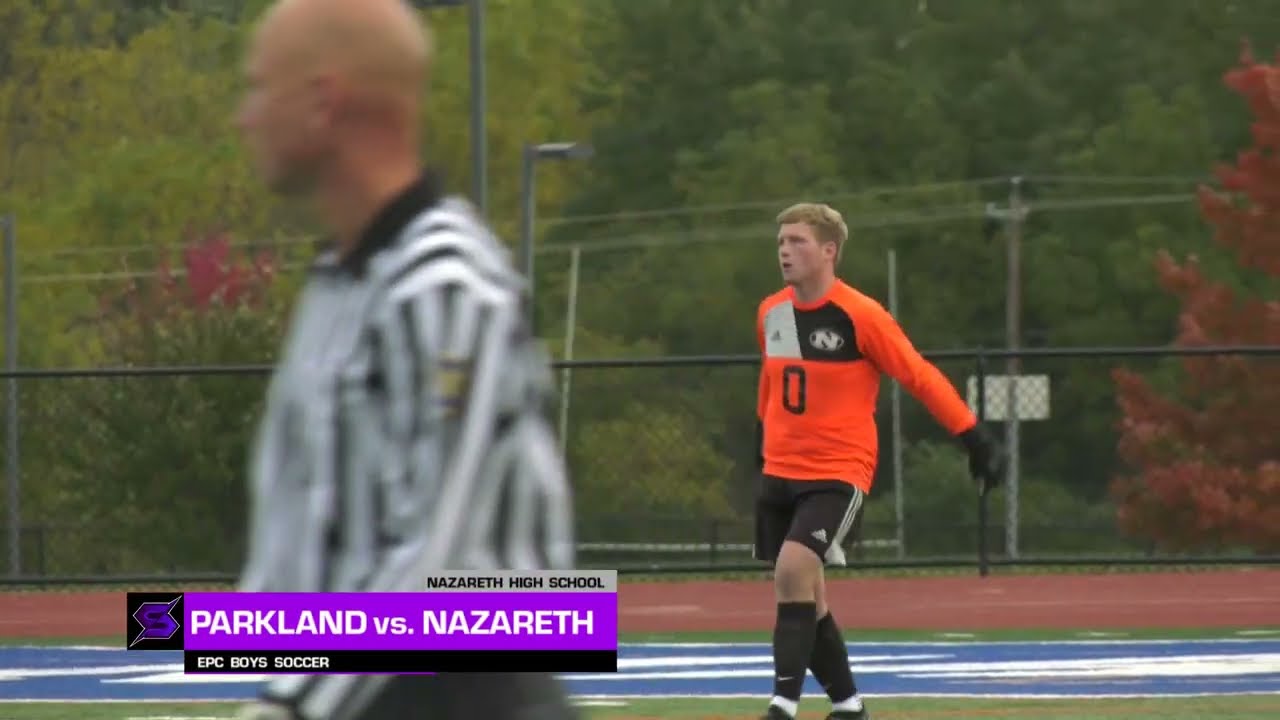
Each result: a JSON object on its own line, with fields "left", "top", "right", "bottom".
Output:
{"left": 237, "top": 0, "right": 432, "bottom": 196}
{"left": 254, "top": 0, "right": 432, "bottom": 113}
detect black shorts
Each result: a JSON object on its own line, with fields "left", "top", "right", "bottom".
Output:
{"left": 753, "top": 474, "right": 866, "bottom": 567}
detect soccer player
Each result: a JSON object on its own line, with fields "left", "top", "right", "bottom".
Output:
{"left": 231, "top": 1, "right": 577, "bottom": 718}
{"left": 753, "top": 203, "right": 1003, "bottom": 720}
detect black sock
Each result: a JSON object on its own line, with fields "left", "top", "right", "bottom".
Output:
{"left": 772, "top": 602, "right": 818, "bottom": 702}
{"left": 809, "top": 612, "right": 857, "bottom": 703}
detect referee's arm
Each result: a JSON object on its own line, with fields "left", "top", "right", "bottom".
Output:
{"left": 261, "top": 249, "right": 565, "bottom": 720}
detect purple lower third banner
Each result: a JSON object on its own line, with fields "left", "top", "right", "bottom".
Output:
{"left": 183, "top": 590, "right": 617, "bottom": 652}
{"left": 129, "top": 571, "right": 619, "bottom": 674}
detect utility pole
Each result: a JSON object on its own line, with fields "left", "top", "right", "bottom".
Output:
{"left": 984, "top": 177, "right": 1028, "bottom": 559}
{"left": 888, "top": 248, "right": 905, "bottom": 559}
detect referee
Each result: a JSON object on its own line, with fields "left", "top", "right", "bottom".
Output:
{"left": 232, "top": 1, "right": 578, "bottom": 718}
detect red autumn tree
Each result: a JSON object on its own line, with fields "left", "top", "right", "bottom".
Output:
{"left": 27, "top": 229, "right": 288, "bottom": 574}
{"left": 100, "top": 228, "right": 276, "bottom": 322}
{"left": 93, "top": 228, "right": 281, "bottom": 360}
{"left": 1111, "top": 44, "right": 1280, "bottom": 554}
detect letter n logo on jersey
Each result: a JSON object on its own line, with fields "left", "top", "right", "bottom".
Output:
{"left": 808, "top": 329, "right": 845, "bottom": 352}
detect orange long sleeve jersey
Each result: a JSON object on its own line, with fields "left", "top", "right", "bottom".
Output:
{"left": 756, "top": 280, "right": 977, "bottom": 494}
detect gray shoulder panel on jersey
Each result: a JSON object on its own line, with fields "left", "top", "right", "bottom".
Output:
{"left": 762, "top": 300, "right": 802, "bottom": 359}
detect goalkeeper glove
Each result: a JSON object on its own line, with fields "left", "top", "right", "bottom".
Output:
{"left": 957, "top": 422, "right": 1004, "bottom": 493}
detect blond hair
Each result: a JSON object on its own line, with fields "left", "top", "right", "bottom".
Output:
{"left": 775, "top": 202, "right": 848, "bottom": 263}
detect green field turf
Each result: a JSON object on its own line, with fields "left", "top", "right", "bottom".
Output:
{"left": 3, "top": 695, "right": 1280, "bottom": 720}
{"left": 4, "top": 626, "right": 1277, "bottom": 718}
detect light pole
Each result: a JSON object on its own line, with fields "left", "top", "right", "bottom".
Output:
{"left": 518, "top": 141, "right": 593, "bottom": 333}
{"left": 466, "top": 0, "right": 486, "bottom": 215}
{"left": 2, "top": 215, "right": 16, "bottom": 577}
{"left": 416, "top": 0, "right": 486, "bottom": 215}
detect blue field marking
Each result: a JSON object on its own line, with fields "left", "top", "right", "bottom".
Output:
{"left": 2, "top": 640, "right": 1279, "bottom": 702}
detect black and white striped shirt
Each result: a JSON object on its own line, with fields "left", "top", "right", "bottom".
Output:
{"left": 238, "top": 173, "right": 575, "bottom": 717}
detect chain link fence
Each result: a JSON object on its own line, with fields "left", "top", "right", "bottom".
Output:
{"left": 1, "top": 346, "right": 1277, "bottom": 582}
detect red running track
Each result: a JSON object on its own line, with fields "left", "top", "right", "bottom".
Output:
{"left": 1, "top": 569, "right": 1277, "bottom": 638}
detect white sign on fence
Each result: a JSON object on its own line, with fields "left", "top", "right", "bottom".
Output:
{"left": 965, "top": 374, "right": 1051, "bottom": 421}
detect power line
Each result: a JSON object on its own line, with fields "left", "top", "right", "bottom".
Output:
{"left": 536, "top": 204, "right": 990, "bottom": 256}
{"left": 14, "top": 190, "right": 1202, "bottom": 285}
{"left": 23, "top": 236, "right": 317, "bottom": 260}
{"left": 19, "top": 203, "right": 993, "bottom": 284}
{"left": 19, "top": 262, "right": 315, "bottom": 287}
{"left": 536, "top": 191, "right": 1198, "bottom": 255}
{"left": 18, "top": 177, "right": 1002, "bottom": 261}
{"left": 539, "top": 174, "right": 1210, "bottom": 227}
{"left": 1024, "top": 174, "right": 1210, "bottom": 187}
{"left": 15, "top": 173, "right": 1208, "bottom": 262}
{"left": 537, "top": 176, "right": 1010, "bottom": 228}
{"left": 1030, "top": 192, "right": 1194, "bottom": 212}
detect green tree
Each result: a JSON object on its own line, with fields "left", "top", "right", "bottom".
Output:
{"left": 6, "top": 0, "right": 598, "bottom": 369}
{"left": 411, "top": 0, "right": 596, "bottom": 241}
{"left": 548, "top": 0, "right": 1280, "bottom": 541}
{"left": 3, "top": 3, "right": 271, "bottom": 368}
{"left": 4, "top": 0, "right": 606, "bottom": 574}
{"left": 21, "top": 234, "right": 282, "bottom": 574}
{"left": 571, "top": 402, "right": 736, "bottom": 544}
{"left": 1009, "top": 84, "right": 1222, "bottom": 499}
